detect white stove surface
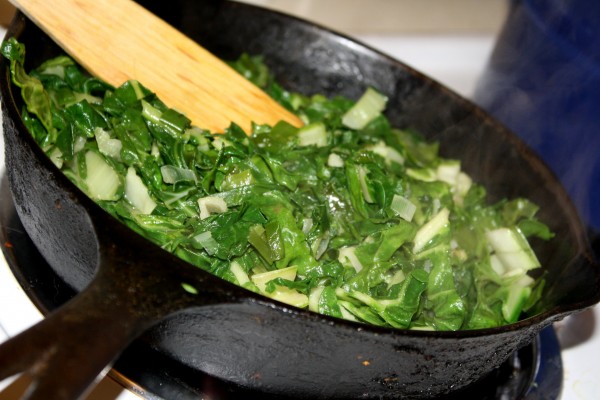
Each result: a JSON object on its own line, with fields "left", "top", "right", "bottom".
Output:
{"left": 1, "top": 26, "right": 599, "bottom": 400}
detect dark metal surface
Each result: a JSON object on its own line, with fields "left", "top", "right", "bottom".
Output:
{"left": 0, "top": 0, "right": 597, "bottom": 398}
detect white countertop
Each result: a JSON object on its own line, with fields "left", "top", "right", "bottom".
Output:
{"left": 0, "top": 25, "right": 599, "bottom": 400}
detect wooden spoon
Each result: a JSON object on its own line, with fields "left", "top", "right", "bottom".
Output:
{"left": 8, "top": 0, "right": 303, "bottom": 133}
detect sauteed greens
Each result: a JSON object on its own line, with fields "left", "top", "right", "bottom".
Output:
{"left": 2, "top": 39, "right": 553, "bottom": 330}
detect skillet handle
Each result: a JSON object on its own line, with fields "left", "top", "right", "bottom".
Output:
{"left": 0, "top": 224, "right": 237, "bottom": 400}
{"left": 0, "top": 255, "right": 174, "bottom": 400}
{"left": 0, "top": 272, "right": 154, "bottom": 399}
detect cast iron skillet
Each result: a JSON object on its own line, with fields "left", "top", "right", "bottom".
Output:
{"left": 0, "top": 1, "right": 598, "bottom": 399}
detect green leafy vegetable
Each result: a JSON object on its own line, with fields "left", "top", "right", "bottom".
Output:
{"left": 1, "top": 39, "right": 554, "bottom": 330}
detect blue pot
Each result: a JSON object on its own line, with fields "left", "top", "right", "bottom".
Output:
{"left": 475, "top": 0, "right": 600, "bottom": 236}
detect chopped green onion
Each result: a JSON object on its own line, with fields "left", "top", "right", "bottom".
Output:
{"left": 327, "top": 153, "right": 344, "bottom": 168}
{"left": 48, "top": 147, "right": 63, "bottom": 169}
{"left": 181, "top": 282, "right": 199, "bottom": 295}
{"left": 406, "top": 167, "right": 437, "bottom": 182}
{"left": 251, "top": 265, "right": 297, "bottom": 291}
{"left": 391, "top": 194, "right": 416, "bottom": 222}
{"left": 502, "top": 275, "right": 534, "bottom": 323}
{"left": 129, "top": 80, "right": 146, "bottom": 100}
{"left": 84, "top": 150, "right": 121, "bottom": 201}
{"left": 367, "top": 141, "right": 405, "bottom": 165}
{"left": 298, "top": 122, "right": 328, "bottom": 147}
{"left": 251, "top": 266, "right": 308, "bottom": 307}
{"left": 358, "top": 165, "right": 374, "bottom": 203}
{"left": 413, "top": 208, "right": 450, "bottom": 253}
{"left": 94, "top": 127, "right": 122, "bottom": 160}
{"left": 338, "top": 246, "right": 363, "bottom": 272}
{"left": 125, "top": 166, "right": 156, "bottom": 214}
{"left": 140, "top": 99, "right": 162, "bottom": 123}
{"left": 197, "top": 196, "right": 228, "bottom": 219}
{"left": 160, "top": 165, "right": 197, "bottom": 184}
{"left": 436, "top": 160, "right": 461, "bottom": 185}
{"left": 486, "top": 227, "right": 541, "bottom": 275}
{"left": 194, "top": 231, "right": 219, "bottom": 255}
{"left": 308, "top": 285, "right": 325, "bottom": 313}
{"left": 454, "top": 172, "right": 473, "bottom": 204}
{"left": 342, "top": 87, "right": 387, "bottom": 129}
{"left": 230, "top": 261, "right": 250, "bottom": 286}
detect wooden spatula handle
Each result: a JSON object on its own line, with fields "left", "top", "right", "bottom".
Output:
{"left": 9, "top": 0, "right": 303, "bottom": 133}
